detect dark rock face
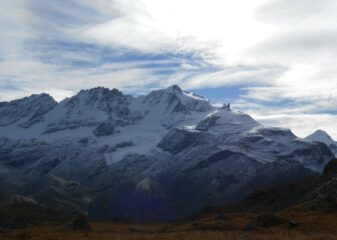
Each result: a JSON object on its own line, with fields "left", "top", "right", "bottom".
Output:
{"left": 68, "top": 87, "right": 130, "bottom": 115}
{"left": 44, "top": 120, "right": 97, "bottom": 134}
{"left": 0, "top": 138, "right": 47, "bottom": 168}
{"left": 34, "top": 158, "right": 61, "bottom": 176}
{"left": 329, "top": 144, "right": 337, "bottom": 156}
{"left": 233, "top": 158, "right": 337, "bottom": 213}
{"left": 115, "top": 141, "right": 133, "bottom": 148}
{"left": 258, "top": 128, "right": 296, "bottom": 139}
{"left": 283, "top": 142, "right": 334, "bottom": 167}
{"left": 94, "top": 122, "right": 115, "bottom": 137}
{"left": 186, "top": 150, "right": 256, "bottom": 172}
{"left": 304, "top": 182, "right": 337, "bottom": 211}
{"left": 234, "top": 176, "right": 318, "bottom": 213}
{"left": 0, "top": 138, "right": 104, "bottom": 215}
{"left": 323, "top": 158, "right": 337, "bottom": 177}
{"left": 196, "top": 115, "right": 221, "bottom": 131}
{"left": 300, "top": 158, "right": 337, "bottom": 210}
{"left": 153, "top": 151, "right": 316, "bottom": 219}
{"left": 157, "top": 128, "right": 215, "bottom": 154}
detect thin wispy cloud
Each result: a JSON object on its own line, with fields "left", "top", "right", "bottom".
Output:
{"left": 0, "top": 0, "right": 337, "bottom": 138}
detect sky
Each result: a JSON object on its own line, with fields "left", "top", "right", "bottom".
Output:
{"left": 1, "top": 0, "right": 337, "bottom": 138}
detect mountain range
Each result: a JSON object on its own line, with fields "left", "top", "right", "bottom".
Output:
{"left": 0, "top": 85, "right": 335, "bottom": 221}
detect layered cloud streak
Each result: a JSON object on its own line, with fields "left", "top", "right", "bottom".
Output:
{"left": 1, "top": 0, "right": 337, "bottom": 137}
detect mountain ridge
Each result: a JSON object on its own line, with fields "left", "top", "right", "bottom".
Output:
{"left": 0, "top": 85, "right": 334, "bottom": 221}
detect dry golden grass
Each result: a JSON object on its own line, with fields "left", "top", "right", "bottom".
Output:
{"left": 1, "top": 212, "right": 337, "bottom": 240}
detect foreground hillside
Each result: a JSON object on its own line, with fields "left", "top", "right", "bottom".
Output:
{"left": 1, "top": 159, "right": 337, "bottom": 239}
{"left": 1, "top": 211, "right": 337, "bottom": 240}
{"left": 230, "top": 158, "right": 337, "bottom": 213}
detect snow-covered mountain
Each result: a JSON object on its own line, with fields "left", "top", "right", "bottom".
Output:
{"left": 0, "top": 93, "right": 57, "bottom": 128}
{"left": 0, "top": 85, "right": 334, "bottom": 221}
{"left": 306, "top": 130, "right": 337, "bottom": 156}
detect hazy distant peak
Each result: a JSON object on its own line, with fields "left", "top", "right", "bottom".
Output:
{"left": 306, "top": 129, "right": 336, "bottom": 145}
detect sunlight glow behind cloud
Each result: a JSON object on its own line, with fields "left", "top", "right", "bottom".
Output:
{"left": 1, "top": 0, "right": 337, "bottom": 138}
{"left": 83, "top": 0, "right": 272, "bottom": 58}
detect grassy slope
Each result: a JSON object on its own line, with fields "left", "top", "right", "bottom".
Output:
{"left": 1, "top": 211, "right": 337, "bottom": 240}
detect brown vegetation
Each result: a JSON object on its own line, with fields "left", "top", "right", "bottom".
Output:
{"left": 1, "top": 211, "right": 337, "bottom": 240}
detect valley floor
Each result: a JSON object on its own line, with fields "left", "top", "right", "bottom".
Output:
{"left": 1, "top": 211, "right": 337, "bottom": 240}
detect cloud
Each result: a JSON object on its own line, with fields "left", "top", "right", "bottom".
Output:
{"left": 82, "top": 4, "right": 178, "bottom": 53}
{"left": 181, "top": 65, "right": 285, "bottom": 89}
{"left": 0, "top": 55, "right": 173, "bottom": 101}
{"left": 0, "top": 0, "right": 337, "bottom": 136}
{"left": 232, "top": 99, "right": 337, "bottom": 139}
{"left": 255, "top": 113, "right": 337, "bottom": 140}
{"left": 255, "top": 0, "right": 337, "bottom": 25}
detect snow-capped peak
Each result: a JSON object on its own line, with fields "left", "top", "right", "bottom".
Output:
{"left": 76, "top": 87, "right": 124, "bottom": 98}
{"left": 163, "top": 84, "right": 183, "bottom": 94}
{"left": 196, "top": 108, "right": 259, "bottom": 132}
{"left": 0, "top": 93, "right": 57, "bottom": 127}
{"left": 142, "top": 85, "right": 212, "bottom": 114}
{"left": 163, "top": 85, "right": 209, "bottom": 102}
{"left": 68, "top": 87, "right": 128, "bottom": 106}
{"left": 61, "top": 87, "right": 131, "bottom": 115}
{"left": 0, "top": 93, "right": 56, "bottom": 106}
